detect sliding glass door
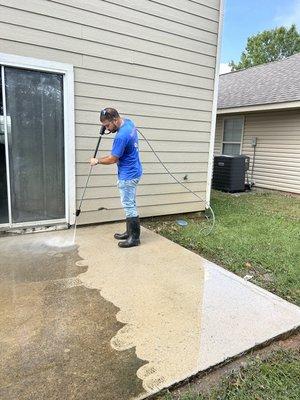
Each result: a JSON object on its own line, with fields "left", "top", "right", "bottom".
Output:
{"left": 0, "top": 66, "right": 65, "bottom": 226}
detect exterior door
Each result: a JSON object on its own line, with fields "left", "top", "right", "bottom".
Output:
{"left": 0, "top": 66, "right": 65, "bottom": 226}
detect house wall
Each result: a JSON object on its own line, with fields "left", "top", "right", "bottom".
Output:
{"left": 0, "top": 0, "right": 221, "bottom": 224}
{"left": 214, "top": 109, "right": 300, "bottom": 194}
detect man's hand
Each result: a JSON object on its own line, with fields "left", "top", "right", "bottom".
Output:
{"left": 90, "top": 158, "right": 99, "bottom": 166}
{"left": 90, "top": 155, "right": 118, "bottom": 166}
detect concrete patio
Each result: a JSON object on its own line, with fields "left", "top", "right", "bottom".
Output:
{"left": 0, "top": 224, "right": 299, "bottom": 400}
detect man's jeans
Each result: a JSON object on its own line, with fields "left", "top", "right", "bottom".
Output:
{"left": 118, "top": 178, "right": 140, "bottom": 218}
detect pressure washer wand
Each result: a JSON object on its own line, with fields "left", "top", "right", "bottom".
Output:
{"left": 75, "top": 125, "right": 106, "bottom": 217}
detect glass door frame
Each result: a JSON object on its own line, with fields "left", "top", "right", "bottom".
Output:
{"left": 0, "top": 52, "right": 76, "bottom": 229}
{"left": 1, "top": 65, "right": 11, "bottom": 227}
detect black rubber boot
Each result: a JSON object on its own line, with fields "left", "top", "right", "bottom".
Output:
{"left": 118, "top": 216, "right": 140, "bottom": 248}
{"left": 114, "top": 218, "right": 129, "bottom": 240}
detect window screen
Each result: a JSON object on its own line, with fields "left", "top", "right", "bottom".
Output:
{"left": 222, "top": 117, "right": 243, "bottom": 156}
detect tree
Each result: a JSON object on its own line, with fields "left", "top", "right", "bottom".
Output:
{"left": 229, "top": 24, "right": 300, "bottom": 71}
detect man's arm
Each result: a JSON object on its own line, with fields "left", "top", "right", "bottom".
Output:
{"left": 90, "top": 155, "right": 118, "bottom": 166}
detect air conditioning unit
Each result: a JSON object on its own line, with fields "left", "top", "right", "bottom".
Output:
{"left": 212, "top": 155, "right": 250, "bottom": 193}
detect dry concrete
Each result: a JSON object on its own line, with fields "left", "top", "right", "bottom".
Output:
{"left": 0, "top": 223, "right": 299, "bottom": 400}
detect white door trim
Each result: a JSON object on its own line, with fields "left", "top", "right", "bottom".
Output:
{"left": 0, "top": 52, "right": 76, "bottom": 227}
{"left": 1, "top": 65, "right": 12, "bottom": 226}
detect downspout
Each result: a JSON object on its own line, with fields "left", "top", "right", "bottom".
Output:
{"left": 205, "top": 0, "right": 225, "bottom": 207}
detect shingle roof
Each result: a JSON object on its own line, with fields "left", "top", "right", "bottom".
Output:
{"left": 218, "top": 53, "right": 300, "bottom": 109}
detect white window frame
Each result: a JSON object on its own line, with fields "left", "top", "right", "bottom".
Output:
{"left": 0, "top": 52, "right": 75, "bottom": 228}
{"left": 221, "top": 116, "right": 245, "bottom": 156}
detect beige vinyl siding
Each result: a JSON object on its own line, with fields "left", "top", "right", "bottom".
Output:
{"left": 214, "top": 116, "right": 223, "bottom": 155}
{"left": 214, "top": 110, "right": 300, "bottom": 194}
{"left": 0, "top": 0, "right": 220, "bottom": 224}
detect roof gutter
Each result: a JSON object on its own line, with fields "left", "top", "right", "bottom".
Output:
{"left": 217, "top": 100, "right": 300, "bottom": 114}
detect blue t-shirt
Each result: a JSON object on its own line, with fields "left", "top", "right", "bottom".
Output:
{"left": 111, "top": 119, "right": 143, "bottom": 180}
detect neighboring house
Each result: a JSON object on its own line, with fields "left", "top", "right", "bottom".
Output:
{"left": 0, "top": 0, "right": 223, "bottom": 230}
{"left": 214, "top": 53, "right": 300, "bottom": 194}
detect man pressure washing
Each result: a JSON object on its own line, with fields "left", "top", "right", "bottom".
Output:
{"left": 90, "top": 108, "right": 143, "bottom": 248}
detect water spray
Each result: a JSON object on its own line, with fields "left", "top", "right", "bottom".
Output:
{"left": 72, "top": 124, "right": 108, "bottom": 244}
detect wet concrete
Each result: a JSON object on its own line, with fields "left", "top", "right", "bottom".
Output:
{"left": 0, "top": 234, "right": 146, "bottom": 400}
{"left": 76, "top": 225, "right": 205, "bottom": 394}
{"left": 1, "top": 225, "right": 300, "bottom": 400}
{"left": 75, "top": 224, "right": 300, "bottom": 396}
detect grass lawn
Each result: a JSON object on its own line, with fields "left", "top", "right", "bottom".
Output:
{"left": 143, "top": 190, "right": 300, "bottom": 400}
{"left": 143, "top": 190, "right": 300, "bottom": 305}
{"left": 164, "top": 348, "right": 300, "bottom": 400}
